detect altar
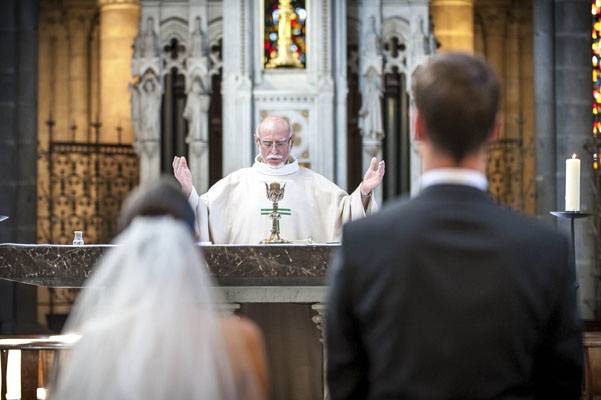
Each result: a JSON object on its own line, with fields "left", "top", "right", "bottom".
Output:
{"left": 0, "top": 243, "right": 334, "bottom": 400}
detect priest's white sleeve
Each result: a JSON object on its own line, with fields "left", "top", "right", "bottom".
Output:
{"left": 348, "top": 186, "right": 379, "bottom": 220}
{"left": 324, "top": 184, "right": 379, "bottom": 243}
{"left": 188, "top": 187, "right": 211, "bottom": 242}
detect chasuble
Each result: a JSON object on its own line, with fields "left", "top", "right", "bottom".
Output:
{"left": 188, "top": 156, "right": 377, "bottom": 244}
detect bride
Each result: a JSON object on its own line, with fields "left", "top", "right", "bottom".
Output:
{"left": 52, "top": 209, "right": 268, "bottom": 399}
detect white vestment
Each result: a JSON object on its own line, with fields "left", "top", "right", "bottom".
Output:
{"left": 189, "top": 156, "right": 378, "bottom": 244}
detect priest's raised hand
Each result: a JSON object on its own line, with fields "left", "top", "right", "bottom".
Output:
{"left": 360, "top": 157, "right": 386, "bottom": 196}
{"left": 173, "top": 156, "right": 193, "bottom": 197}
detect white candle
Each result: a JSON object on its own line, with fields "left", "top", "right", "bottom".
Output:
{"left": 36, "top": 388, "right": 48, "bottom": 400}
{"left": 37, "top": 350, "right": 46, "bottom": 400}
{"left": 565, "top": 154, "right": 581, "bottom": 212}
{"left": 6, "top": 349, "right": 21, "bottom": 400}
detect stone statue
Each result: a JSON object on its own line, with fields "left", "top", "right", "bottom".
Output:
{"left": 130, "top": 82, "right": 141, "bottom": 135}
{"left": 131, "top": 71, "right": 162, "bottom": 184}
{"left": 183, "top": 78, "right": 211, "bottom": 144}
{"left": 188, "top": 16, "right": 212, "bottom": 93}
{"left": 183, "top": 76, "right": 211, "bottom": 193}
{"left": 359, "top": 16, "right": 384, "bottom": 144}
{"left": 414, "top": 16, "right": 436, "bottom": 57}
{"left": 139, "top": 73, "right": 162, "bottom": 141}
{"left": 141, "top": 17, "right": 159, "bottom": 58}
{"left": 190, "top": 16, "right": 204, "bottom": 58}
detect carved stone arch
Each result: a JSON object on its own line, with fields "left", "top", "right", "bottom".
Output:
{"left": 382, "top": 16, "right": 410, "bottom": 41}
{"left": 160, "top": 17, "right": 189, "bottom": 74}
{"left": 207, "top": 17, "right": 222, "bottom": 48}
{"left": 160, "top": 17, "right": 189, "bottom": 47}
{"left": 157, "top": 17, "right": 189, "bottom": 173}
{"left": 207, "top": 17, "right": 223, "bottom": 78}
{"left": 382, "top": 17, "right": 409, "bottom": 75}
{"left": 380, "top": 17, "right": 411, "bottom": 200}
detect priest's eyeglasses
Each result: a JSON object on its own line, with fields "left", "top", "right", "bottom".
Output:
{"left": 258, "top": 137, "right": 292, "bottom": 149}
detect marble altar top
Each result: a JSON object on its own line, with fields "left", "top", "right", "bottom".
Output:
{"left": 0, "top": 243, "right": 337, "bottom": 288}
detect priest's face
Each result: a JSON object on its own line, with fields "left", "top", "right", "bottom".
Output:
{"left": 255, "top": 117, "right": 293, "bottom": 168}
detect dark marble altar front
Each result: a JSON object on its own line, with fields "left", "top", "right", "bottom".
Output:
{"left": 0, "top": 244, "right": 336, "bottom": 287}
{"left": 0, "top": 243, "right": 334, "bottom": 400}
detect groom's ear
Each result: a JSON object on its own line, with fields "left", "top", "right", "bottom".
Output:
{"left": 414, "top": 110, "right": 427, "bottom": 143}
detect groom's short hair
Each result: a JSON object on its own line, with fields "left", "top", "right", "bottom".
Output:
{"left": 411, "top": 52, "right": 500, "bottom": 162}
{"left": 118, "top": 177, "right": 195, "bottom": 235}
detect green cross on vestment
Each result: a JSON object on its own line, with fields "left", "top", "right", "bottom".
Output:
{"left": 261, "top": 208, "right": 291, "bottom": 216}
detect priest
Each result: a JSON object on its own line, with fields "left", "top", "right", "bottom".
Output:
{"left": 173, "top": 116, "right": 385, "bottom": 244}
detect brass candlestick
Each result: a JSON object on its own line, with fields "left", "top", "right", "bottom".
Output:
{"left": 260, "top": 182, "right": 291, "bottom": 244}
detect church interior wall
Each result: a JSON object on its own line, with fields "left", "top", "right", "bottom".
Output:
{"left": 0, "top": 0, "right": 598, "bottom": 394}
{"left": 23, "top": 0, "right": 594, "bottom": 329}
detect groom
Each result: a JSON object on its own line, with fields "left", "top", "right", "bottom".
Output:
{"left": 326, "top": 53, "right": 583, "bottom": 399}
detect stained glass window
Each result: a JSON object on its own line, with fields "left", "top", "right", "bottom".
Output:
{"left": 593, "top": 0, "right": 601, "bottom": 170}
{"left": 264, "top": 0, "right": 307, "bottom": 69}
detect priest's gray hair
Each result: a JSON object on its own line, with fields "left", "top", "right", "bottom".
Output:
{"left": 254, "top": 115, "right": 292, "bottom": 138}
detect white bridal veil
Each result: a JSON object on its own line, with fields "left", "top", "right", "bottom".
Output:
{"left": 53, "top": 217, "right": 238, "bottom": 400}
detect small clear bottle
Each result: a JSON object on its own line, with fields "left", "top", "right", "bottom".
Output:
{"left": 73, "top": 231, "right": 84, "bottom": 246}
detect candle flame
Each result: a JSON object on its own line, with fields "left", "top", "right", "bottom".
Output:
{"left": 572, "top": 153, "right": 578, "bottom": 159}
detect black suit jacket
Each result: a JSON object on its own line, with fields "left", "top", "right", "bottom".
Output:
{"left": 326, "top": 184, "right": 582, "bottom": 400}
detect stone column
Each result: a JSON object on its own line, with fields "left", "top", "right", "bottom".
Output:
{"left": 533, "top": 0, "right": 557, "bottom": 221}
{"left": 334, "top": 0, "right": 348, "bottom": 189}
{"left": 222, "top": 0, "right": 253, "bottom": 175}
{"left": 65, "top": 4, "right": 94, "bottom": 141}
{"left": 553, "top": 0, "right": 596, "bottom": 319}
{"left": 359, "top": 0, "right": 384, "bottom": 204}
{"left": 98, "top": 0, "right": 140, "bottom": 143}
{"left": 0, "top": 0, "right": 39, "bottom": 333}
{"left": 429, "top": 0, "right": 474, "bottom": 52}
{"left": 135, "top": 141, "right": 161, "bottom": 184}
{"left": 477, "top": 1, "right": 509, "bottom": 138}
{"left": 311, "top": 303, "right": 329, "bottom": 400}
{"left": 186, "top": 11, "right": 212, "bottom": 194}
{"left": 188, "top": 133, "right": 210, "bottom": 193}
{"left": 314, "top": 0, "right": 335, "bottom": 182}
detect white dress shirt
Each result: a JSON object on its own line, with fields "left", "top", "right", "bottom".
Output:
{"left": 420, "top": 168, "right": 488, "bottom": 192}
